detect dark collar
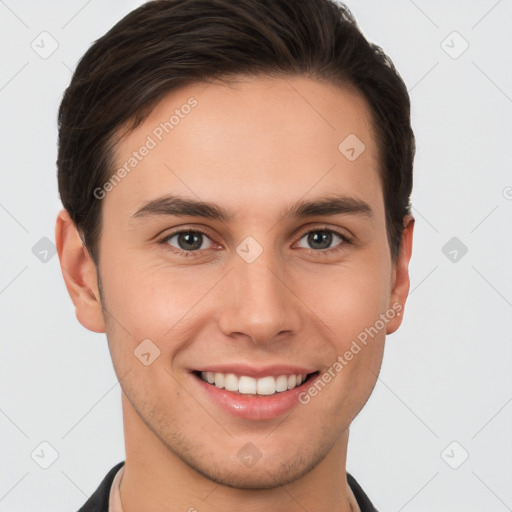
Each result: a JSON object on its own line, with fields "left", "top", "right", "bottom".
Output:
{"left": 77, "top": 461, "right": 125, "bottom": 512}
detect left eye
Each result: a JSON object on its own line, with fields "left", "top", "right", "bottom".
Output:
{"left": 164, "top": 230, "right": 214, "bottom": 252}
{"left": 296, "top": 230, "right": 346, "bottom": 251}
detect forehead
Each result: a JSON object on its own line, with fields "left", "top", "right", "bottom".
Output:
{"left": 107, "top": 75, "right": 383, "bottom": 222}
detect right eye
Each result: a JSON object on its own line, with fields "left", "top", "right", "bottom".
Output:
{"left": 159, "top": 229, "right": 216, "bottom": 257}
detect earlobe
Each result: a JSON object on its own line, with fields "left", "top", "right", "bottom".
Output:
{"left": 55, "top": 209, "right": 106, "bottom": 333}
{"left": 386, "top": 215, "right": 415, "bottom": 335}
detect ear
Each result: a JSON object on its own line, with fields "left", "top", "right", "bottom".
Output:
{"left": 55, "top": 209, "right": 106, "bottom": 333}
{"left": 386, "top": 215, "right": 414, "bottom": 335}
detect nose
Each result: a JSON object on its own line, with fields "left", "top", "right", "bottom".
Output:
{"left": 217, "top": 246, "right": 303, "bottom": 346}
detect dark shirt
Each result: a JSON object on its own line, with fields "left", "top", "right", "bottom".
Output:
{"left": 77, "top": 461, "right": 379, "bottom": 511}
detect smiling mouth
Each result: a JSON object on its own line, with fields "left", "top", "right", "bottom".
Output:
{"left": 193, "top": 370, "right": 320, "bottom": 396}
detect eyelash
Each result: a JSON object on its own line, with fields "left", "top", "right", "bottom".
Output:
{"left": 157, "top": 226, "right": 353, "bottom": 259}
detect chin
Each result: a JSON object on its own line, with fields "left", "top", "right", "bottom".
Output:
{"left": 183, "top": 445, "right": 326, "bottom": 490}
{"left": 196, "top": 463, "right": 309, "bottom": 490}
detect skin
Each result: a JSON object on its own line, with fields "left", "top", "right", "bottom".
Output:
{"left": 56, "top": 75, "right": 414, "bottom": 512}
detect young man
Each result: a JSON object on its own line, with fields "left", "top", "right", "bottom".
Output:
{"left": 55, "top": 0, "right": 415, "bottom": 510}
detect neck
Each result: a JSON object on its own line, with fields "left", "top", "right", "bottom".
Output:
{"left": 119, "top": 392, "right": 354, "bottom": 512}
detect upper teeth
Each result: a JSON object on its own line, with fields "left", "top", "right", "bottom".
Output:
{"left": 200, "top": 372, "right": 308, "bottom": 395}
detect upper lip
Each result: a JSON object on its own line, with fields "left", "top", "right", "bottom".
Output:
{"left": 192, "top": 364, "right": 318, "bottom": 378}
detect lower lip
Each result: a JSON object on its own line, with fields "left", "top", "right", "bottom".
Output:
{"left": 192, "top": 372, "right": 320, "bottom": 420}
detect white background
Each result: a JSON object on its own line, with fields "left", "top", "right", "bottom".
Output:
{"left": 1, "top": 0, "right": 511, "bottom": 510}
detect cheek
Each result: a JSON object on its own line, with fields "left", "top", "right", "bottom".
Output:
{"left": 296, "top": 259, "right": 392, "bottom": 342}
{"left": 290, "top": 256, "right": 390, "bottom": 404}
{"left": 100, "top": 255, "right": 213, "bottom": 340}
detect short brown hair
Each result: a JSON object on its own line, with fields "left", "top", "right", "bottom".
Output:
{"left": 57, "top": 0, "right": 415, "bottom": 265}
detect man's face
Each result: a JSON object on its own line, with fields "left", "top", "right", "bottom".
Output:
{"left": 87, "top": 76, "right": 408, "bottom": 487}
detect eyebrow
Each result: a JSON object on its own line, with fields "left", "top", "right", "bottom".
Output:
{"left": 132, "top": 193, "right": 373, "bottom": 222}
